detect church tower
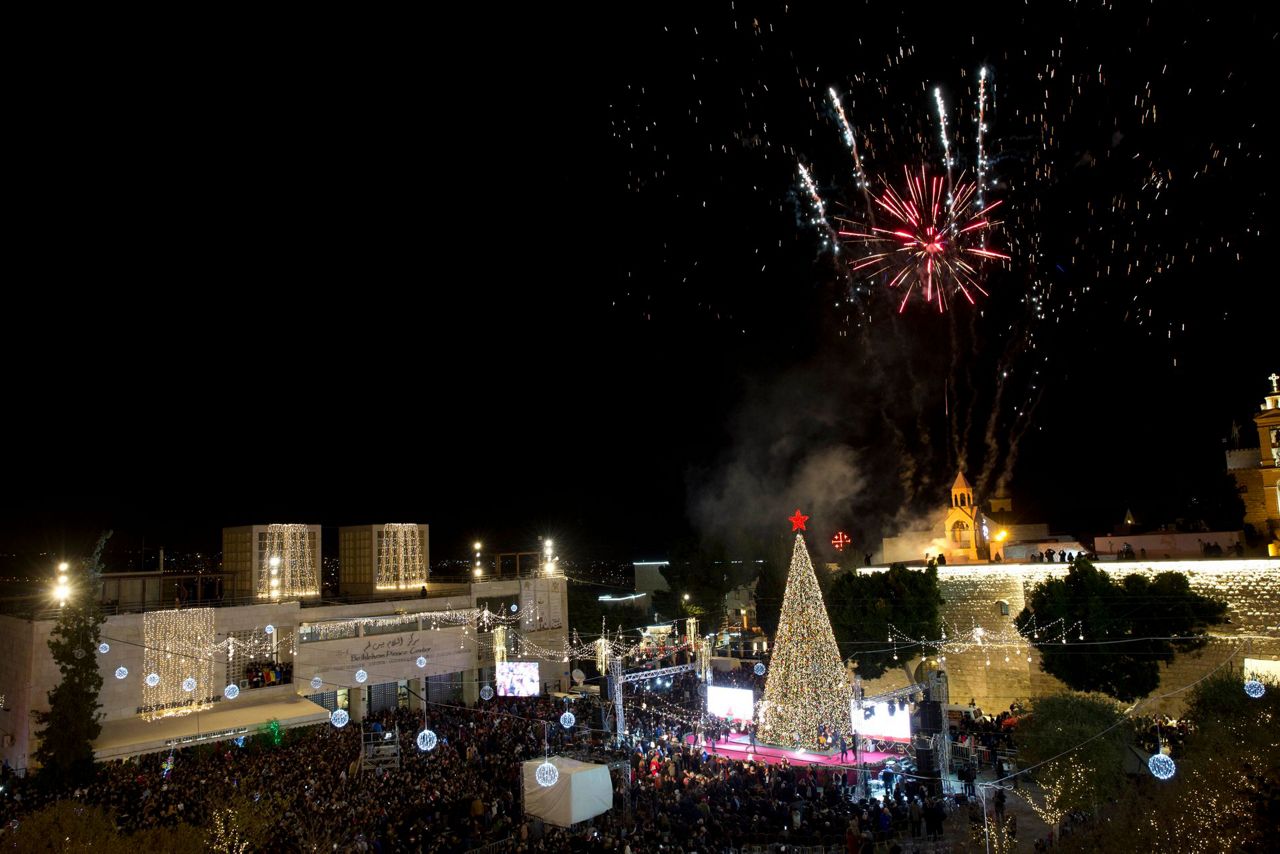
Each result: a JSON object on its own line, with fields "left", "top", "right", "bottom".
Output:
{"left": 1229, "top": 374, "right": 1280, "bottom": 554}
{"left": 944, "top": 471, "right": 988, "bottom": 562}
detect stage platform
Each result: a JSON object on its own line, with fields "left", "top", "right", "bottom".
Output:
{"left": 684, "top": 732, "right": 900, "bottom": 769}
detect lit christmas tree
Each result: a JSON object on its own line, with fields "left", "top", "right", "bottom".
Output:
{"left": 757, "top": 511, "right": 852, "bottom": 748}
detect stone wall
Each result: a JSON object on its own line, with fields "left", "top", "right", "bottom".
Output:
{"left": 921, "top": 560, "right": 1280, "bottom": 716}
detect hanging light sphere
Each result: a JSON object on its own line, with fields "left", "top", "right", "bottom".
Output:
{"left": 560, "top": 711, "right": 576, "bottom": 729}
{"left": 311, "top": 676, "right": 324, "bottom": 691}
{"left": 480, "top": 685, "right": 494, "bottom": 701}
{"left": 416, "top": 656, "right": 427, "bottom": 669}
{"left": 417, "top": 729, "right": 438, "bottom": 751}
{"left": 98, "top": 642, "right": 110, "bottom": 654}
{"left": 145, "top": 672, "right": 161, "bottom": 687}
{"left": 1148, "top": 753, "right": 1176, "bottom": 780}
{"left": 115, "top": 666, "right": 128, "bottom": 680}
{"left": 355, "top": 669, "right": 368, "bottom": 684}
{"left": 535, "top": 760, "right": 560, "bottom": 787}
{"left": 510, "top": 604, "right": 518, "bottom": 613}
{"left": 182, "top": 677, "right": 197, "bottom": 693}
{"left": 264, "top": 624, "right": 275, "bottom": 635}
{"left": 754, "top": 662, "right": 767, "bottom": 676}
{"left": 330, "top": 709, "right": 350, "bottom": 728}
{"left": 1244, "top": 679, "right": 1265, "bottom": 699}
{"left": 224, "top": 684, "right": 240, "bottom": 700}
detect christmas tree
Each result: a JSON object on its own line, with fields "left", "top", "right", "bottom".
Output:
{"left": 33, "top": 531, "right": 111, "bottom": 785}
{"left": 757, "top": 517, "right": 852, "bottom": 749}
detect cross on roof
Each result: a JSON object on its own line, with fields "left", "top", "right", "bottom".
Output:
{"left": 1270, "top": 373, "right": 1279, "bottom": 393}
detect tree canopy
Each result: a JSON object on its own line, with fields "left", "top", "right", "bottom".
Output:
{"left": 1015, "top": 559, "right": 1227, "bottom": 701}
{"left": 1015, "top": 692, "right": 1132, "bottom": 818}
{"left": 827, "top": 563, "right": 943, "bottom": 680}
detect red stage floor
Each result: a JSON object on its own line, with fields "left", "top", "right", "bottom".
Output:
{"left": 683, "top": 733, "right": 899, "bottom": 768}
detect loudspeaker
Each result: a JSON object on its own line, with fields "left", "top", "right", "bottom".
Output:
{"left": 917, "top": 700, "right": 943, "bottom": 734}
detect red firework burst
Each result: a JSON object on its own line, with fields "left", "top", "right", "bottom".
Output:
{"left": 838, "top": 166, "right": 1009, "bottom": 312}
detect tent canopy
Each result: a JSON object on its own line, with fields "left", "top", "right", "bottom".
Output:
{"left": 521, "top": 756, "right": 612, "bottom": 827}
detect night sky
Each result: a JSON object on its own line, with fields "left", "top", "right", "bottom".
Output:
{"left": 4, "top": 4, "right": 1275, "bottom": 570}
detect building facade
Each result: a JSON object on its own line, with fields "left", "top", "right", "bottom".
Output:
{"left": 0, "top": 568, "right": 568, "bottom": 771}
{"left": 1227, "top": 376, "right": 1280, "bottom": 553}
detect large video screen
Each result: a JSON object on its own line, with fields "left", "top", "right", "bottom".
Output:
{"left": 851, "top": 700, "right": 912, "bottom": 741}
{"left": 707, "top": 686, "right": 755, "bottom": 722}
{"left": 496, "top": 661, "right": 540, "bottom": 697}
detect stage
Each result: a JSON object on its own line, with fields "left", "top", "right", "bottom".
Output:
{"left": 684, "top": 732, "right": 901, "bottom": 769}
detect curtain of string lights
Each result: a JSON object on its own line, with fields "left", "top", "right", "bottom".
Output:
{"left": 259, "top": 523, "right": 319, "bottom": 599}
{"left": 142, "top": 608, "right": 215, "bottom": 720}
{"left": 376, "top": 523, "right": 428, "bottom": 590}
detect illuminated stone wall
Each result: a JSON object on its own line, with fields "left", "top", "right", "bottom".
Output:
{"left": 929, "top": 560, "right": 1280, "bottom": 715}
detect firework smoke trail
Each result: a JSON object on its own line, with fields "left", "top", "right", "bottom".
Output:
{"left": 828, "top": 87, "right": 876, "bottom": 220}
{"left": 798, "top": 163, "right": 840, "bottom": 254}
{"left": 975, "top": 68, "right": 989, "bottom": 244}
{"left": 934, "top": 87, "right": 955, "bottom": 212}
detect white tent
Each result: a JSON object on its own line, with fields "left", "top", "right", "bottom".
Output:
{"left": 521, "top": 756, "right": 613, "bottom": 827}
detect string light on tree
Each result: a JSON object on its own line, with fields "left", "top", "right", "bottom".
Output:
{"left": 757, "top": 514, "right": 852, "bottom": 748}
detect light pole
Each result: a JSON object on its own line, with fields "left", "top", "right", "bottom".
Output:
{"left": 473, "top": 542, "right": 483, "bottom": 578}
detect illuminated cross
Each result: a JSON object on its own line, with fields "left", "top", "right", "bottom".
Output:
{"left": 831, "top": 532, "right": 851, "bottom": 551}
{"left": 1270, "top": 373, "right": 1279, "bottom": 393}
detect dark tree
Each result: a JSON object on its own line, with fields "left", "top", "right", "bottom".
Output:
{"left": 826, "top": 563, "right": 943, "bottom": 680}
{"left": 33, "top": 531, "right": 111, "bottom": 786}
{"left": 1015, "top": 559, "right": 1227, "bottom": 701}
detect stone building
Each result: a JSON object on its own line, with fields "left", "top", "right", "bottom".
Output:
{"left": 1227, "top": 374, "right": 1280, "bottom": 554}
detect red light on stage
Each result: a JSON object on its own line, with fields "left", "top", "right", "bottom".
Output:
{"left": 832, "top": 531, "right": 851, "bottom": 551}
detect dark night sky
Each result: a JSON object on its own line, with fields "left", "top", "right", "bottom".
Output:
{"left": 3, "top": 4, "right": 1275, "bottom": 569}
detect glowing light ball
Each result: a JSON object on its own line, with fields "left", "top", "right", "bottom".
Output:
{"left": 560, "top": 711, "right": 576, "bottom": 729}
{"left": 416, "top": 656, "right": 427, "bottom": 669}
{"left": 510, "top": 604, "right": 518, "bottom": 613}
{"left": 355, "top": 669, "right": 368, "bottom": 684}
{"left": 417, "top": 729, "right": 438, "bottom": 751}
{"left": 1148, "top": 753, "right": 1176, "bottom": 780}
{"left": 182, "top": 677, "right": 197, "bottom": 692}
{"left": 224, "top": 684, "right": 240, "bottom": 700}
{"left": 98, "top": 642, "right": 110, "bottom": 654}
{"left": 115, "top": 666, "right": 128, "bottom": 680}
{"left": 480, "top": 685, "right": 494, "bottom": 701}
{"left": 754, "top": 663, "right": 767, "bottom": 676}
{"left": 311, "top": 676, "right": 324, "bottom": 691}
{"left": 265, "top": 624, "right": 275, "bottom": 635}
{"left": 535, "top": 760, "right": 559, "bottom": 787}
{"left": 330, "top": 709, "right": 350, "bottom": 728}
{"left": 1245, "top": 679, "right": 1265, "bottom": 699}
{"left": 145, "top": 672, "right": 160, "bottom": 687}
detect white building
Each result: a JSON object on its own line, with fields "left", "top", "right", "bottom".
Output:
{"left": 0, "top": 570, "right": 568, "bottom": 771}
{"left": 222, "top": 523, "right": 323, "bottom": 600}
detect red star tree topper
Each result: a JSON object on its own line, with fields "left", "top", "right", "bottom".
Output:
{"left": 788, "top": 509, "right": 809, "bottom": 531}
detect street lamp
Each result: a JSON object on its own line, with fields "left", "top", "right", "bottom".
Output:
{"left": 473, "top": 543, "right": 483, "bottom": 577}
{"left": 53, "top": 562, "right": 71, "bottom": 607}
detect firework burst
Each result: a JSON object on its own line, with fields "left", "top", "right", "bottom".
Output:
{"left": 837, "top": 166, "right": 1008, "bottom": 313}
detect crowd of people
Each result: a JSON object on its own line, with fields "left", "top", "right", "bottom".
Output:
{"left": 1, "top": 683, "right": 977, "bottom": 853}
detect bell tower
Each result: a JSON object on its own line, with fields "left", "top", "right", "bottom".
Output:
{"left": 944, "top": 471, "right": 987, "bottom": 562}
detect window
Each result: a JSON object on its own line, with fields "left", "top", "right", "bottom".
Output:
{"left": 998, "top": 601, "right": 1010, "bottom": 616}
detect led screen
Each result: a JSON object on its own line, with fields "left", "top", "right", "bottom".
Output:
{"left": 851, "top": 700, "right": 912, "bottom": 741}
{"left": 707, "top": 686, "right": 755, "bottom": 721}
{"left": 496, "top": 661, "right": 540, "bottom": 697}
